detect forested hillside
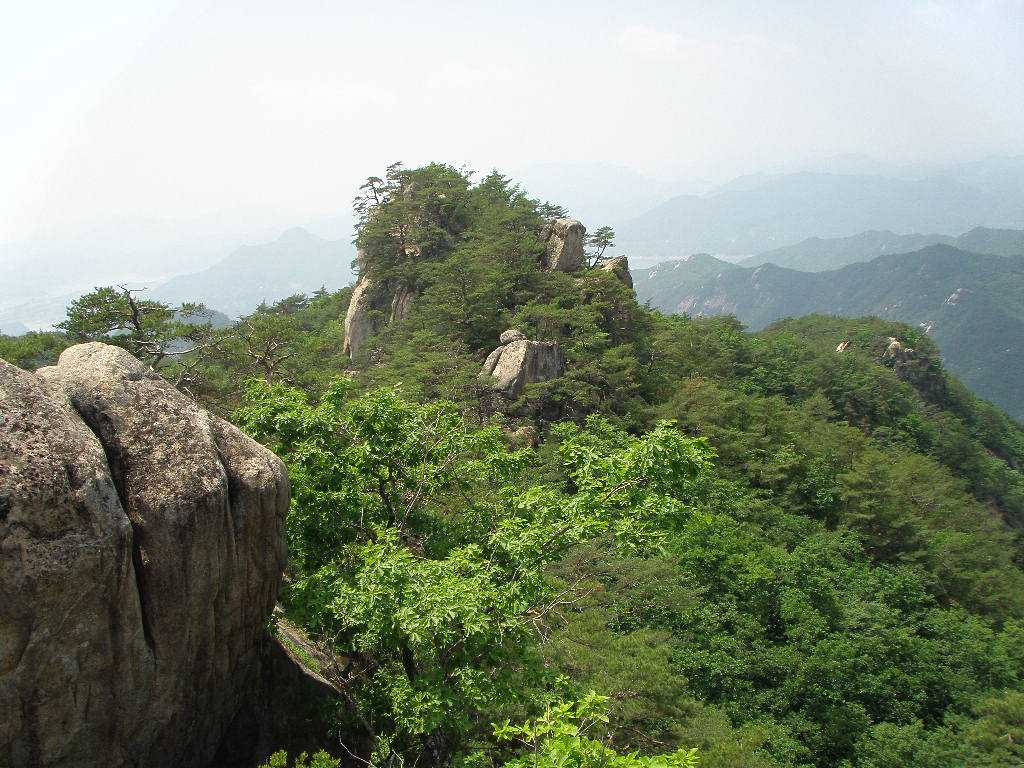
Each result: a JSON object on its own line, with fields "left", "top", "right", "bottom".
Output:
{"left": 3, "top": 163, "right": 1024, "bottom": 768}
{"left": 633, "top": 245, "right": 1024, "bottom": 420}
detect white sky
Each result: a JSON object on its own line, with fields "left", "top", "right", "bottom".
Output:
{"left": 2, "top": 0, "right": 1023, "bottom": 247}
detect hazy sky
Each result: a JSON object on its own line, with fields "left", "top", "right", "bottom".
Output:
{"left": 3, "top": 0, "right": 1023, "bottom": 246}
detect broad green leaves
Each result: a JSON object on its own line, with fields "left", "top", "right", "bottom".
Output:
{"left": 238, "top": 382, "right": 711, "bottom": 766}
{"left": 493, "top": 693, "right": 700, "bottom": 768}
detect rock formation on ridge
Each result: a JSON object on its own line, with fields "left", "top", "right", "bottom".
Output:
{"left": 540, "top": 218, "right": 586, "bottom": 272}
{"left": 342, "top": 274, "right": 417, "bottom": 359}
{"left": 883, "top": 336, "right": 915, "bottom": 364}
{"left": 598, "top": 255, "right": 633, "bottom": 288}
{"left": 479, "top": 329, "right": 565, "bottom": 407}
{"left": 1, "top": 343, "right": 290, "bottom": 768}
{"left": 342, "top": 217, "right": 589, "bottom": 359}
{"left": 881, "top": 335, "right": 947, "bottom": 403}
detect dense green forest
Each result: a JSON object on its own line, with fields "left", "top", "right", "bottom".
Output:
{"left": 3, "top": 163, "right": 1024, "bottom": 768}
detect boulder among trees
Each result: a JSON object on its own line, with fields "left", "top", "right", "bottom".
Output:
{"left": 478, "top": 328, "right": 565, "bottom": 409}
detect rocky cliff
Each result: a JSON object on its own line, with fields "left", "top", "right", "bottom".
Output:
{"left": 342, "top": 275, "right": 416, "bottom": 359}
{"left": 0, "top": 343, "right": 292, "bottom": 768}
{"left": 598, "top": 255, "right": 633, "bottom": 288}
{"left": 342, "top": 218, "right": 587, "bottom": 359}
{"left": 539, "top": 218, "right": 586, "bottom": 272}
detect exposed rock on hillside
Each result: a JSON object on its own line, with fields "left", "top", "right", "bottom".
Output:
{"left": 343, "top": 275, "right": 417, "bottom": 359}
{"left": 343, "top": 275, "right": 385, "bottom": 359}
{"left": 598, "top": 255, "right": 633, "bottom": 288}
{"left": 343, "top": 217, "right": 587, "bottom": 358}
{"left": 881, "top": 336, "right": 947, "bottom": 403}
{"left": 479, "top": 330, "right": 565, "bottom": 407}
{"left": 540, "top": 218, "right": 586, "bottom": 272}
{"left": 1, "top": 343, "right": 290, "bottom": 768}
{"left": 883, "top": 336, "right": 915, "bottom": 364}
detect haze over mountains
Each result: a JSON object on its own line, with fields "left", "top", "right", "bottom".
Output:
{"left": 0, "top": 223, "right": 356, "bottom": 332}
{"left": 633, "top": 243, "right": 1024, "bottom": 419}
{"left": 743, "top": 227, "right": 1024, "bottom": 272}
{"left": 615, "top": 160, "right": 1024, "bottom": 262}
{"left": 509, "top": 162, "right": 712, "bottom": 228}
{"left": 150, "top": 227, "right": 355, "bottom": 318}
{"left": 6, "top": 154, "right": 1024, "bottom": 428}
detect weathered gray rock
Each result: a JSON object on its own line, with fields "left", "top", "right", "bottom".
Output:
{"left": 343, "top": 275, "right": 384, "bottom": 359}
{"left": 881, "top": 336, "right": 947, "bottom": 403}
{"left": 540, "top": 218, "right": 586, "bottom": 272}
{"left": 342, "top": 274, "right": 417, "bottom": 359}
{"left": 1, "top": 343, "right": 289, "bottom": 768}
{"left": 1, "top": 357, "right": 145, "bottom": 768}
{"left": 883, "top": 336, "right": 915, "bottom": 363}
{"left": 390, "top": 284, "right": 416, "bottom": 324}
{"left": 598, "top": 255, "right": 633, "bottom": 288}
{"left": 479, "top": 330, "right": 565, "bottom": 403}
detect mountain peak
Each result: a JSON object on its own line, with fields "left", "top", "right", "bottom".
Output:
{"left": 276, "top": 226, "right": 319, "bottom": 243}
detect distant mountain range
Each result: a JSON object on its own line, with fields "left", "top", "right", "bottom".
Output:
{"left": 0, "top": 215, "right": 357, "bottom": 332}
{"left": 1, "top": 227, "right": 355, "bottom": 331}
{"left": 150, "top": 227, "right": 355, "bottom": 318}
{"left": 742, "top": 227, "right": 1024, "bottom": 271}
{"left": 615, "top": 156, "right": 1024, "bottom": 262}
{"left": 633, "top": 245, "right": 1024, "bottom": 419}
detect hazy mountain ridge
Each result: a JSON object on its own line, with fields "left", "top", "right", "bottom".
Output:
{"left": 0, "top": 216, "right": 358, "bottom": 331}
{"left": 634, "top": 244, "right": 1024, "bottom": 419}
{"left": 617, "top": 170, "right": 1024, "bottom": 261}
{"left": 150, "top": 227, "right": 355, "bottom": 318}
{"left": 742, "top": 226, "right": 1024, "bottom": 271}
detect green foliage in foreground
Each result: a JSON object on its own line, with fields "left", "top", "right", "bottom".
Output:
{"left": 225, "top": 163, "right": 1024, "bottom": 768}
{"left": 56, "top": 284, "right": 214, "bottom": 370}
{"left": 493, "top": 693, "right": 700, "bottom": 768}
{"left": 237, "top": 381, "right": 711, "bottom": 767}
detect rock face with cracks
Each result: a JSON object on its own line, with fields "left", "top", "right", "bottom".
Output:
{"left": 479, "top": 330, "right": 565, "bottom": 405}
{"left": 0, "top": 343, "right": 290, "bottom": 768}
{"left": 342, "top": 274, "right": 417, "bottom": 359}
{"left": 539, "top": 218, "right": 587, "bottom": 272}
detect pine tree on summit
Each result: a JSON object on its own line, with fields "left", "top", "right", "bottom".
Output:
{"left": 586, "top": 225, "right": 617, "bottom": 266}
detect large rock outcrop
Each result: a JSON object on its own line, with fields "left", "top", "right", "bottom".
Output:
{"left": 342, "top": 217, "right": 587, "bottom": 358}
{"left": 479, "top": 330, "right": 565, "bottom": 408}
{"left": 540, "top": 218, "right": 586, "bottom": 272}
{"left": 1, "top": 343, "right": 290, "bottom": 768}
{"left": 343, "top": 275, "right": 385, "bottom": 359}
{"left": 598, "top": 255, "right": 633, "bottom": 288}
{"left": 881, "top": 336, "right": 947, "bottom": 403}
{"left": 343, "top": 275, "right": 417, "bottom": 359}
